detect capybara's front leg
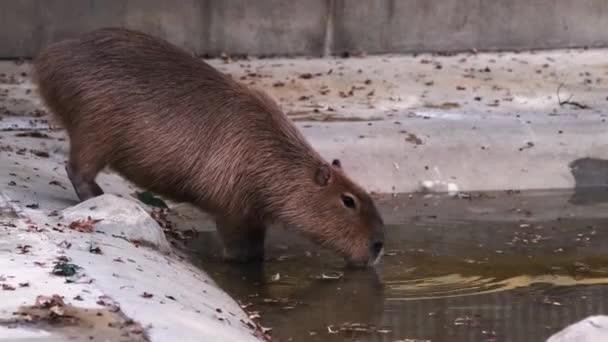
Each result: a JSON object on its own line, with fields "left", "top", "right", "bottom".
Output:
{"left": 216, "top": 219, "right": 266, "bottom": 263}
{"left": 65, "top": 164, "right": 104, "bottom": 202}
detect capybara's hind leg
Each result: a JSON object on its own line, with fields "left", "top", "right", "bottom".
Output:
{"left": 217, "top": 219, "right": 266, "bottom": 263}
{"left": 65, "top": 142, "right": 106, "bottom": 202}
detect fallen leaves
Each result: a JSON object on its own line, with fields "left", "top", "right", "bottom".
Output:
{"left": 68, "top": 216, "right": 102, "bottom": 233}
{"left": 89, "top": 243, "right": 103, "bottom": 254}
{"left": 2, "top": 283, "right": 16, "bottom": 291}
{"left": 151, "top": 208, "right": 196, "bottom": 241}
{"left": 49, "top": 180, "right": 66, "bottom": 189}
{"left": 52, "top": 260, "right": 80, "bottom": 277}
{"left": 518, "top": 141, "right": 535, "bottom": 151}
{"left": 35, "top": 294, "right": 65, "bottom": 309}
{"left": 30, "top": 149, "right": 49, "bottom": 158}
{"left": 14, "top": 131, "right": 50, "bottom": 139}
{"left": 17, "top": 244, "right": 32, "bottom": 254}
{"left": 424, "top": 102, "right": 461, "bottom": 109}
{"left": 136, "top": 191, "right": 168, "bottom": 208}
{"left": 404, "top": 133, "right": 424, "bottom": 145}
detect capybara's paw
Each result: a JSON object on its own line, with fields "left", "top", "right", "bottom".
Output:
{"left": 222, "top": 244, "right": 265, "bottom": 263}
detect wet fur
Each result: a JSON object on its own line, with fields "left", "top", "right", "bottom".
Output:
{"left": 33, "top": 28, "right": 384, "bottom": 263}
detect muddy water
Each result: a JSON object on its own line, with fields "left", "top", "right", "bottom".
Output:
{"left": 176, "top": 189, "right": 608, "bottom": 342}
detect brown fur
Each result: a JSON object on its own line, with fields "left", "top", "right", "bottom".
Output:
{"left": 33, "top": 28, "right": 385, "bottom": 265}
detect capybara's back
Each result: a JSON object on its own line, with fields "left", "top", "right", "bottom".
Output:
{"left": 34, "top": 28, "right": 385, "bottom": 266}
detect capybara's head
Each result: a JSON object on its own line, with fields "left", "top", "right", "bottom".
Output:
{"left": 280, "top": 159, "right": 385, "bottom": 267}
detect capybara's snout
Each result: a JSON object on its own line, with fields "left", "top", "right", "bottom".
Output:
{"left": 340, "top": 221, "right": 386, "bottom": 269}
{"left": 369, "top": 223, "right": 385, "bottom": 265}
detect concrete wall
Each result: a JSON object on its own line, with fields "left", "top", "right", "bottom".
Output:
{"left": 1, "top": 0, "right": 608, "bottom": 58}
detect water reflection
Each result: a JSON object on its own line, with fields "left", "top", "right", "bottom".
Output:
{"left": 173, "top": 190, "right": 608, "bottom": 342}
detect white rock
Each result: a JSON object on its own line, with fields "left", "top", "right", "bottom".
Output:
{"left": 0, "top": 326, "right": 54, "bottom": 340}
{"left": 547, "top": 316, "right": 608, "bottom": 342}
{"left": 61, "top": 194, "right": 171, "bottom": 253}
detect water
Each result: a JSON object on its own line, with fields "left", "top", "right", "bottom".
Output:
{"left": 171, "top": 189, "right": 608, "bottom": 342}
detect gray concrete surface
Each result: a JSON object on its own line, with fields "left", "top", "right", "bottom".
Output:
{"left": 2, "top": 0, "right": 608, "bottom": 58}
{"left": 2, "top": 48, "right": 608, "bottom": 193}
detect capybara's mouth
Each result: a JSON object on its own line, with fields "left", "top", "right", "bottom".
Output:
{"left": 344, "top": 253, "right": 383, "bottom": 269}
{"left": 368, "top": 248, "right": 384, "bottom": 267}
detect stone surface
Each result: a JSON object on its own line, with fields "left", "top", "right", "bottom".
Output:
{"left": 0, "top": 192, "right": 265, "bottom": 342}
{"left": 60, "top": 194, "right": 171, "bottom": 253}
{"left": 547, "top": 316, "right": 608, "bottom": 342}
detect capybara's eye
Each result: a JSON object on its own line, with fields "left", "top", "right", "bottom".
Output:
{"left": 341, "top": 194, "right": 356, "bottom": 209}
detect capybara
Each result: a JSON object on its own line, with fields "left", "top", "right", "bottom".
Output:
{"left": 33, "top": 28, "right": 385, "bottom": 266}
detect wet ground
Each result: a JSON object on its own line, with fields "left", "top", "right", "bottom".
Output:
{"left": 3, "top": 51, "right": 608, "bottom": 341}
{"left": 169, "top": 189, "right": 608, "bottom": 342}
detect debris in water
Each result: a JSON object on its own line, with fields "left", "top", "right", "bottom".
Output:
{"left": 313, "top": 272, "right": 343, "bottom": 280}
{"left": 542, "top": 297, "right": 563, "bottom": 306}
{"left": 327, "top": 322, "right": 392, "bottom": 335}
{"left": 454, "top": 315, "right": 480, "bottom": 327}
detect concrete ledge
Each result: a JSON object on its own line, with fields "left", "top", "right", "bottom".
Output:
{"left": 2, "top": 0, "right": 608, "bottom": 58}
{"left": 0, "top": 194, "right": 265, "bottom": 341}
{"left": 2, "top": 48, "right": 608, "bottom": 194}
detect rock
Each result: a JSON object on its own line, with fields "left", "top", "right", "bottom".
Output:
{"left": 61, "top": 194, "right": 171, "bottom": 253}
{"left": 547, "top": 316, "right": 608, "bottom": 342}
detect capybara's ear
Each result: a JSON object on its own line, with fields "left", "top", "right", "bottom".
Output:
{"left": 331, "top": 159, "right": 342, "bottom": 168}
{"left": 314, "top": 164, "right": 332, "bottom": 186}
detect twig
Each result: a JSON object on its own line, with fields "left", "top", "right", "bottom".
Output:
{"left": 557, "top": 83, "right": 590, "bottom": 109}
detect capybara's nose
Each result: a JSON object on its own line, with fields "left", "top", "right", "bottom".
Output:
{"left": 368, "top": 225, "right": 385, "bottom": 265}
{"left": 371, "top": 241, "right": 384, "bottom": 258}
